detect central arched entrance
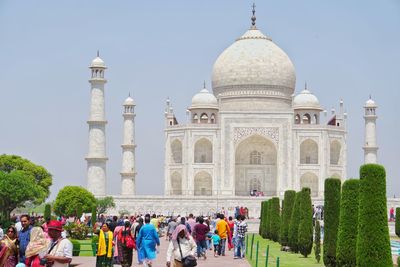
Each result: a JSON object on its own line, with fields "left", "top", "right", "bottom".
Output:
{"left": 235, "top": 135, "right": 277, "bottom": 196}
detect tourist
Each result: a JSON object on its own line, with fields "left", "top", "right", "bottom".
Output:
{"left": 0, "top": 223, "right": 3, "bottom": 240}
{"left": 19, "top": 214, "right": 33, "bottom": 263}
{"left": 186, "top": 214, "right": 196, "bottom": 234}
{"left": 180, "top": 217, "right": 191, "bottom": 234}
{"left": 109, "top": 216, "right": 118, "bottom": 232}
{"left": 216, "top": 214, "right": 230, "bottom": 256}
{"left": 25, "top": 227, "right": 50, "bottom": 266}
{"left": 44, "top": 220, "right": 73, "bottom": 267}
{"left": 192, "top": 217, "right": 209, "bottom": 259}
{"left": 390, "top": 207, "right": 395, "bottom": 222}
{"left": 211, "top": 230, "right": 220, "bottom": 257}
{"left": 96, "top": 222, "right": 114, "bottom": 267}
{"left": 233, "top": 215, "right": 248, "bottom": 259}
{"left": 0, "top": 226, "right": 19, "bottom": 266}
{"left": 136, "top": 214, "right": 160, "bottom": 267}
{"left": 150, "top": 214, "right": 159, "bottom": 233}
{"left": 166, "top": 224, "right": 197, "bottom": 267}
{"left": 227, "top": 216, "right": 234, "bottom": 251}
{"left": 118, "top": 220, "right": 135, "bottom": 267}
{"left": 113, "top": 221, "right": 125, "bottom": 265}
{"left": 167, "top": 216, "right": 178, "bottom": 241}
{"left": 134, "top": 217, "right": 144, "bottom": 265}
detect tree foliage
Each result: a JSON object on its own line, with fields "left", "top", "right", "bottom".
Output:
{"left": 356, "top": 164, "right": 392, "bottom": 267}
{"left": 280, "top": 190, "right": 296, "bottom": 246}
{"left": 336, "top": 179, "right": 359, "bottom": 267}
{"left": 0, "top": 155, "right": 52, "bottom": 221}
{"left": 91, "top": 205, "right": 97, "bottom": 228}
{"left": 298, "top": 188, "right": 313, "bottom": 257}
{"left": 315, "top": 220, "right": 321, "bottom": 263}
{"left": 265, "top": 200, "right": 271, "bottom": 239}
{"left": 323, "top": 178, "right": 341, "bottom": 267}
{"left": 288, "top": 191, "right": 301, "bottom": 253}
{"left": 53, "top": 186, "right": 96, "bottom": 216}
{"left": 269, "top": 197, "right": 281, "bottom": 242}
{"left": 259, "top": 201, "right": 266, "bottom": 237}
{"left": 396, "top": 207, "right": 400, "bottom": 238}
{"left": 96, "top": 196, "right": 115, "bottom": 215}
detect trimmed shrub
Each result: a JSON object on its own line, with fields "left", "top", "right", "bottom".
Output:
{"left": 71, "top": 239, "right": 81, "bottom": 256}
{"left": 356, "top": 164, "right": 392, "bottom": 266}
{"left": 269, "top": 197, "right": 281, "bottom": 242}
{"left": 396, "top": 207, "right": 400, "bottom": 238}
{"left": 91, "top": 205, "right": 96, "bottom": 228}
{"left": 44, "top": 203, "right": 51, "bottom": 222}
{"left": 336, "top": 179, "right": 360, "bottom": 267}
{"left": 315, "top": 220, "right": 321, "bottom": 263}
{"left": 298, "top": 188, "right": 313, "bottom": 257}
{"left": 280, "top": 190, "right": 296, "bottom": 246}
{"left": 323, "top": 178, "right": 341, "bottom": 267}
{"left": 259, "top": 201, "right": 265, "bottom": 236}
{"left": 265, "top": 200, "right": 271, "bottom": 239}
{"left": 261, "top": 201, "right": 269, "bottom": 238}
{"left": 288, "top": 191, "right": 301, "bottom": 253}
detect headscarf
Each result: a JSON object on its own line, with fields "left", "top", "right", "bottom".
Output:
{"left": 25, "top": 227, "right": 50, "bottom": 258}
{"left": 171, "top": 224, "right": 190, "bottom": 241}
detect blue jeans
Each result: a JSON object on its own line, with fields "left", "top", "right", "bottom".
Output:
{"left": 196, "top": 240, "right": 207, "bottom": 256}
{"left": 218, "top": 238, "right": 227, "bottom": 255}
{"left": 235, "top": 237, "right": 245, "bottom": 258}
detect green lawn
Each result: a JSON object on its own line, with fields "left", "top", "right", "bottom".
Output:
{"left": 70, "top": 239, "right": 96, "bottom": 256}
{"left": 245, "top": 234, "right": 324, "bottom": 267}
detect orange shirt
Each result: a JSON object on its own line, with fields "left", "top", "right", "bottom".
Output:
{"left": 216, "top": 219, "right": 230, "bottom": 239}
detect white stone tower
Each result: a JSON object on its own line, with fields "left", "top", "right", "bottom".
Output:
{"left": 86, "top": 52, "right": 108, "bottom": 196}
{"left": 120, "top": 95, "right": 137, "bottom": 195}
{"left": 363, "top": 97, "right": 378, "bottom": 163}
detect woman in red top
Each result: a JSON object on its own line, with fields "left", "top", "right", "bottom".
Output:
{"left": 227, "top": 216, "right": 235, "bottom": 250}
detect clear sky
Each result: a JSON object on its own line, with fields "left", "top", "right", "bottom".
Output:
{"left": 0, "top": 1, "right": 399, "bottom": 199}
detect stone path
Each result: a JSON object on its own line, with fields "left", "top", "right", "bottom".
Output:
{"left": 72, "top": 237, "right": 251, "bottom": 267}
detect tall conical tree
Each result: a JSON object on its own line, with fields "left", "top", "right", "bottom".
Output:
{"left": 356, "top": 164, "right": 392, "bottom": 266}
{"left": 259, "top": 201, "right": 265, "bottom": 236}
{"left": 336, "top": 179, "right": 360, "bottom": 267}
{"left": 280, "top": 190, "right": 296, "bottom": 246}
{"left": 315, "top": 220, "right": 321, "bottom": 263}
{"left": 298, "top": 187, "right": 313, "bottom": 257}
{"left": 265, "top": 200, "right": 271, "bottom": 239}
{"left": 288, "top": 191, "right": 302, "bottom": 253}
{"left": 269, "top": 197, "right": 281, "bottom": 242}
{"left": 323, "top": 178, "right": 341, "bottom": 267}
{"left": 396, "top": 207, "right": 400, "bottom": 238}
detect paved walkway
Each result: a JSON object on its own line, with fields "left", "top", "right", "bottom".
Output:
{"left": 72, "top": 237, "right": 251, "bottom": 267}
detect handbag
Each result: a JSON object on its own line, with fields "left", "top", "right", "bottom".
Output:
{"left": 177, "top": 238, "right": 197, "bottom": 267}
{"left": 120, "top": 229, "right": 136, "bottom": 249}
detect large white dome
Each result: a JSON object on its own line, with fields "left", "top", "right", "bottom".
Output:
{"left": 212, "top": 27, "right": 296, "bottom": 100}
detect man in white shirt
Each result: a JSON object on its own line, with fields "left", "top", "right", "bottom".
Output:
{"left": 44, "top": 220, "right": 73, "bottom": 267}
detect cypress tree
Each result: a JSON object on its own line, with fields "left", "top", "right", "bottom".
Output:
{"left": 288, "top": 191, "right": 301, "bottom": 253}
{"left": 265, "top": 200, "right": 271, "bottom": 239}
{"left": 269, "top": 197, "right": 281, "bottom": 242}
{"left": 315, "top": 220, "right": 321, "bottom": 263}
{"left": 356, "top": 164, "right": 392, "bottom": 267}
{"left": 323, "top": 178, "right": 341, "bottom": 267}
{"left": 396, "top": 207, "right": 400, "bottom": 238}
{"left": 336, "top": 179, "right": 360, "bottom": 267}
{"left": 280, "top": 190, "right": 296, "bottom": 246}
{"left": 298, "top": 187, "right": 313, "bottom": 258}
{"left": 259, "top": 201, "right": 264, "bottom": 236}
{"left": 44, "top": 203, "right": 51, "bottom": 222}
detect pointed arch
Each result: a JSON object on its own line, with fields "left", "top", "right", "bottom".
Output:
{"left": 194, "top": 171, "right": 212, "bottom": 196}
{"left": 302, "top": 113, "right": 311, "bottom": 124}
{"left": 330, "top": 140, "right": 341, "bottom": 165}
{"left": 170, "top": 139, "right": 182, "bottom": 163}
{"left": 295, "top": 114, "right": 301, "bottom": 124}
{"left": 300, "top": 172, "right": 318, "bottom": 197}
{"left": 300, "top": 139, "right": 318, "bottom": 164}
{"left": 194, "top": 138, "right": 212, "bottom": 163}
{"left": 170, "top": 171, "right": 182, "bottom": 195}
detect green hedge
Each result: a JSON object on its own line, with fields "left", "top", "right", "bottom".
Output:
{"left": 396, "top": 207, "right": 400, "bottom": 238}
{"left": 288, "top": 191, "right": 301, "bottom": 253}
{"left": 323, "top": 178, "right": 341, "bottom": 267}
{"left": 298, "top": 188, "right": 313, "bottom": 258}
{"left": 356, "top": 164, "right": 392, "bottom": 266}
{"left": 314, "top": 220, "right": 321, "bottom": 263}
{"left": 336, "top": 179, "right": 360, "bottom": 267}
{"left": 266, "top": 200, "right": 271, "bottom": 239}
{"left": 280, "top": 190, "right": 296, "bottom": 246}
{"left": 259, "top": 201, "right": 265, "bottom": 235}
{"left": 71, "top": 239, "right": 81, "bottom": 256}
{"left": 269, "top": 197, "right": 281, "bottom": 242}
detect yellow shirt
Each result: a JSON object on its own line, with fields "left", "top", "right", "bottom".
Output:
{"left": 216, "top": 220, "right": 230, "bottom": 239}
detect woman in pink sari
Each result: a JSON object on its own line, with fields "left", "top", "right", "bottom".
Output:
{"left": 0, "top": 226, "right": 19, "bottom": 267}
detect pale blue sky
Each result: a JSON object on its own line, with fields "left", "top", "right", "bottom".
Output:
{"left": 0, "top": 1, "right": 399, "bottom": 199}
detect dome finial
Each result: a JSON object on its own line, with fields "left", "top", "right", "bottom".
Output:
{"left": 305, "top": 81, "right": 307, "bottom": 90}
{"left": 97, "top": 50, "right": 100, "bottom": 57}
{"left": 203, "top": 80, "right": 206, "bottom": 89}
{"left": 251, "top": 3, "right": 257, "bottom": 28}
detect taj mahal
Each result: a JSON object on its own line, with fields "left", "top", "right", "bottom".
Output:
{"left": 85, "top": 9, "right": 380, "bottom": 216}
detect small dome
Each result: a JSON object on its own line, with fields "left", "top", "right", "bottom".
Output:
{"left": 293, "top": 89, "right": 322, "bottom": 110}
{"left": 123, "top": 96, "right": 135, "bottom": 106}
{"left": 212, "top": 28, "right": 296, "bottom": 99}
{"left": 90, "top": 56, "right": 106, "bottom": 68}
{"left": 190, "top": 88, "right": 218, "bottom": 109}
{"left": 365, "top": 98, "right": 377, "bottom": 108}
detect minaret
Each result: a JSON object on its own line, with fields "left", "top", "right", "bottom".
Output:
{"left": 86, "top": 52, "right": 108, "bottom": 196}
{"left": 120, "top": 95, "right": 137, "bottom": 195}
{"left": 363, "top": 96, "right": 378, "bottom": 163}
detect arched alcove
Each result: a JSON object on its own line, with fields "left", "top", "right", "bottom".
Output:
{"left": 300, "top": 139, "right": 318, "bottom": 164}
{"left": 300, "top": 172, "right": 318, "bottom": 197}
{"left": 194, "top": 171, "right": 212, "bottom": 196}
{"left": 170, "top": 172, "right": 182, "bottom": 195}
{"left": 330, "top": 140, "right": 341, "bottom": 165}
{"left": 170, "top": 139, "right": 182, "bottom": 163}
{"left": 194, "top": 138, "right": 213, "bottom": 163}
